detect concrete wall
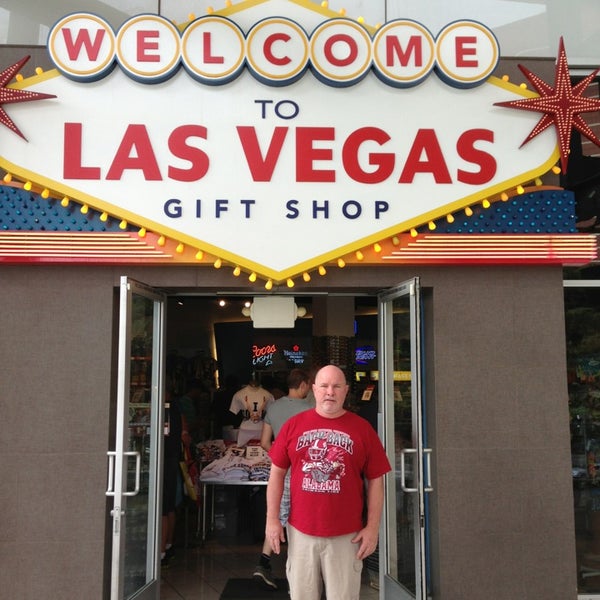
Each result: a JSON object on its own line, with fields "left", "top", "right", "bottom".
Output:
{"left": 422, "top": 266, "right": 576, "bottom": 599}
{"left": 0, "top": 263, "right": 577, "bottom": 599}
{"left": 0, "top": 266, "right": 117, "bottom": 599}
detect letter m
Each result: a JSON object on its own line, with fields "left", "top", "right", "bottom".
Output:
{"left": 386, "top": 35, "right": 423, "bottom": 67}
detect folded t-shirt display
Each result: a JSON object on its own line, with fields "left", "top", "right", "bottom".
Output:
{"left": 199, "top": 445, "right": 271, "bottom": 482}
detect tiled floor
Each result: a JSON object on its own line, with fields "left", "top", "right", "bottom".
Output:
{"left": 160, "top": 518, "right": 380, "bottom": 599}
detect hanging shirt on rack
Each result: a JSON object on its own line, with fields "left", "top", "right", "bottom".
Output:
{"left": 229, "top": 382, "right": 274, "bottom": 446}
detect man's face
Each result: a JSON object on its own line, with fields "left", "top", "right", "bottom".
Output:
{"left": 313, "top": 366, "right": 348, "bottom": 418}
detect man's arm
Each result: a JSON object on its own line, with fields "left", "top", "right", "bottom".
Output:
{"left": 351, "top": 475, "right": 385, "bottom": 560}
{"left": 260, "top": 422, "right": 274, "bottom": 451}
{"left": 265, "top": 464, "right": 287, "bottom": 554}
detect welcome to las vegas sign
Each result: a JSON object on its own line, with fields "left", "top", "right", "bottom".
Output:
{"left": 0, "top": 0, "right": 563, "bottom": 281}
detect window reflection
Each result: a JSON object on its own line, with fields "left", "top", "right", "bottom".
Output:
{"left": 566, "top": 285, "right": 600, "bottom": 593}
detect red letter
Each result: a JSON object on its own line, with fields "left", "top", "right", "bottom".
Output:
{"left": 63, "top": 123, "right": 101, "bottom": 180}
{"left": 168, "top": 125, "right": 210, "bottom": 182}
{"left": 106, "top": 124, "right": 162, "bottom": 180}
{"left": 386, "top": 35, "right": 423, "bottom": 67}
{"left": 296, "top": 127, "right": 335, "bottom": 182}
{"left": 61, "top": 28, "right": 106, "bottom": 61}
{"left": 399, "top": 129, "right": 452, "bottom": 183}
{"left": 455, "top": 36, "right": 477, "bottom": 68}
{"left": 324, "top": 34, "right": 358, "bottom": 67}
{"left": 137, "top": 30, "right": 160, "bottom": 62}
{"left": 264, "top": 33, "right": 292, "bottom": 66}
{"left": 342, "top": 127, "right": 394, "bottom": 184}
{"left": 456, "top": 129, "right": 496, "bottom": 184}
{"left": 237, "top": 126, "right": 288, "bottom": 182}
{"left": 203, "top": 32, "right": 224, "bottom": 64}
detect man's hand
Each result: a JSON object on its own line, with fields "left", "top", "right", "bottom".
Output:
{"left": 265, "top": 516, "right": 286, "bottom": 554}
{"left": 351, "top": 526, "right": 379, "bottom": 560}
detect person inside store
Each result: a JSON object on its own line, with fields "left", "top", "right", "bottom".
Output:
{"left": 211, "top": 373, "right": 241, "bottom": 438}
{"left": 265, "top": 365, "right": 392, "bottom": 600}
{"left": 252, "top": 368, "right": 312, "bottom": 590}
{"left": 177, "top": 378, "right": 206, "bottom": 443}
{"left": 229, "top": 373, "right": 274, "bottom": 447}
{"left": 161, "top": 385, "right": 186, "bottom": 568}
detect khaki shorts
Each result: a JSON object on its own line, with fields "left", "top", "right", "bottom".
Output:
{"left": 286, "top": 524, "right": 363, "bottom": 600}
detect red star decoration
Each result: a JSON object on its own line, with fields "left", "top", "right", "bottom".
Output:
{"left": 0, "top": 55, "right": 56, "bottom": 140}
{"left": 495, "top": 37, "right": 600, "bottom": 172}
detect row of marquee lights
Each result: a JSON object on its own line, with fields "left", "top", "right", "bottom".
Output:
{"left": 48, "top": 13, "right": 498, "bottom": 88}
{"left": 1, "top": 161, "right": 560, "bottom": 288}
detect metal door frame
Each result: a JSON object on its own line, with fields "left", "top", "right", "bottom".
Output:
{"left": 378, "top": 277, "right": 430, "bottom": 600}
{"left": 107, "top": 276, "right": 165, "bottom": 600}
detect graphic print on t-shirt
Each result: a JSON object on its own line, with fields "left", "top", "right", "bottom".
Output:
{"left": 297, "top": 428, "right": 353, "bottom": 493}
{"left": 243, "top": 395, "right": 267, "bottom": 422}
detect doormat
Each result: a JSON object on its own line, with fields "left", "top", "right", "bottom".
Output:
{"left": 220, "top": 578, "right": 289, "bottom": 599}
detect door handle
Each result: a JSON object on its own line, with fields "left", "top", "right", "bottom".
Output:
{"left": 400, "top": 448, "right": 434, "bottom": 493}
{"left": 424, "top": 448, "right": 433, "bottom": 492}
{"left": 400, "top": 448, "right": 417, "bottom": 492}
{"left": 105, "top": 450, "right": 141, "bottom": 496}
{"left": 123, "top": 451, "right": 141, "bottom": 496}
{"left": 106, "top": 451, "right": 116, "bottom": 496}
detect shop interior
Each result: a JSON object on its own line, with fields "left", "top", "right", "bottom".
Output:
{"left": 157, "top": 292, "right": 382, "bottom": 599}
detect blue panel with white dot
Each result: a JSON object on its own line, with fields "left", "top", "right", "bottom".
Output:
{"left": 0, "top": 185, "right": 578, "bottom": 234}
{"left": 0, "top": 185, "right": 127, "bottom": 232}
{"left": 418, "top": 190, "right": 577, "bottom": 233}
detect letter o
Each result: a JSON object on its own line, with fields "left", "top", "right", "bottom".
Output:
{"left": 342, "top": 200, "right": 362, "bottom": 219}
{"left": 310, "top": 18, "right": 372, "bottom": 87}
{"left": 274, "top": 100, "right": 300, "bottom": 119}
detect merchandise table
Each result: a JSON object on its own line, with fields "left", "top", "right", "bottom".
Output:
{"left": 199, "top": 478, "right": 268, "bottom": 542}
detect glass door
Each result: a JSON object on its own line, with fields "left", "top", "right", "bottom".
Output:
{"left": 107, "top": 276, "right": 165, "bottom": 600}
{"left": 564, "top": 282, "right": 600, "bottom": 600}
{"left": 378, "top": 278, "right": 431, "bottom": 600}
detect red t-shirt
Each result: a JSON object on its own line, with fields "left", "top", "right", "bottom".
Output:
{"left": 268, "top": 409, "right": 391, "bottom": 537}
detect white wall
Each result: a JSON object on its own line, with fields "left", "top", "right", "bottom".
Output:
{"left": 1, "top": 0, "right": 599, "bottom": 64}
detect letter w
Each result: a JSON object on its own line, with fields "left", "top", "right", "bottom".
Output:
{"left": 61, "top": 28, "right": 106, "bottom": 61}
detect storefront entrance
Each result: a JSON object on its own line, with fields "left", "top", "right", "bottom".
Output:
{"left": 106, "top": 277, "right": 431, "bottom": 599}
